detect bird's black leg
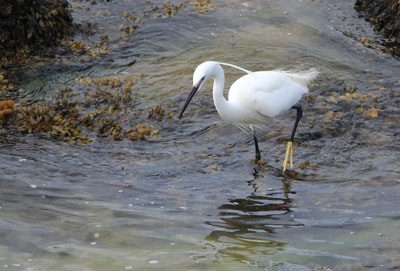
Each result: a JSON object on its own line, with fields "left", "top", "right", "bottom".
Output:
{"left": 253, "top": 130, "right": 261, "bottom": 160}
{"left": 290, "top": 105, "right": 303, "bottom": 142}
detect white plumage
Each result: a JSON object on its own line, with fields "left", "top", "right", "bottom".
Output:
{"left": 179, "top": 61, "right": 318, "bottom": 172}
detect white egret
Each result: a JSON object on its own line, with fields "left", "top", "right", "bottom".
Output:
{"left": 179, "top": 61, "right": 318, "bottom": 173}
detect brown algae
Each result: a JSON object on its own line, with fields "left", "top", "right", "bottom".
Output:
{"left": 0, "top": 100, "right": 14, "bottom": 125}
{"left": 7, "top": 74, "right": 170, "bottom": 144}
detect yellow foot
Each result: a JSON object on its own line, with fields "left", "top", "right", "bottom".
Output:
{"left": 282, "top": 141, "right": 294, "bottom": 173}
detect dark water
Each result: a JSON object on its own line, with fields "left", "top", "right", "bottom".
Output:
{"left": 1, "top": 0, "right": 400, "bottom": 270}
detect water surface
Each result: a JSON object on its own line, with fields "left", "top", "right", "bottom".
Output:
{"left": 1, "top": 0, "right": 400, "bottom": 270}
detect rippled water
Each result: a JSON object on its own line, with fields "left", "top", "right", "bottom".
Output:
{"left": 1, "top": 0, "right": 400, "bottom": 270}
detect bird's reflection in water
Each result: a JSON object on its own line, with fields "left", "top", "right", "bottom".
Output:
{"left": 205, "top": 171, "right": 303, "bottom": 264}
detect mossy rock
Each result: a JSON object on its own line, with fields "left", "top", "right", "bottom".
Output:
{"left": 0, "top": 0, "right": 73, "bottom": 59}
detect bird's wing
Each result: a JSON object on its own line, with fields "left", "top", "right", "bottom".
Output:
{"left": 254, "top": 86, "right": 305, "bottom": 118}
{"left": 229, "top": 71, "right": 308, "bottom": 119}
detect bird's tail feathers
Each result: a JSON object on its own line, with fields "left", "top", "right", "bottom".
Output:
{"left": 284, "top": 68, "right": 319, "bottom": 88}
{"left": 303, "top": 68, "right": 319, "bottom": 82}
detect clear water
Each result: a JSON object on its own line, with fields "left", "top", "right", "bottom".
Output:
{"left": 1, "top": 0, "right": 399, "bottom": 270}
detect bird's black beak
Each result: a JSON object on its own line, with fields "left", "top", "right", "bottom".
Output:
{"left": 179, "top": 77, "right": 205, "bottom": 119}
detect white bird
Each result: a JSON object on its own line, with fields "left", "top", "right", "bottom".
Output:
{"left": 179, "top": 61, "right": 318, "bottom": 173}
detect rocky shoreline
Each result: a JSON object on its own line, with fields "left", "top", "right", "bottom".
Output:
{"left": 0, "top": 0, "right": 73, "bottom": 59}
{"left": 0, "top": 1, "right": 398, "bottom": 60}
{"left": 355, "top": 0, "right": 400, "bottom": 44}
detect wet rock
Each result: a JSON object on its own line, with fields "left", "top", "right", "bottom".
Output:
{"left": 355, "top": 0, "right": 400, "bottom": 44}
{"left": 0, "top": 0, "right": 73, "bottom": 59}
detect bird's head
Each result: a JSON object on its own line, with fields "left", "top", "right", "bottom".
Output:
{"left": 179, "top": 61, "right": 221, "bottom": 119}
{"left": 192, "top": 61, "right": 220, "bottom": 88}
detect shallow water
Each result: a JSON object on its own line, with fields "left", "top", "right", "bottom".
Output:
{"left": 1, "top": 0, "right": 400, "bottom": 270}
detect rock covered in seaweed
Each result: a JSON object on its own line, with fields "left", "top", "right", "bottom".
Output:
{"left": 0, "top": 0, "right": 73, "bottom": 58}
{"left": 355, "top": 0, "right": 400, "bottom": 44}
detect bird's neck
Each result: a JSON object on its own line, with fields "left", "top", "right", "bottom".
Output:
{"left": 212, "top": 69, "right": 235, "bottom": 122}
